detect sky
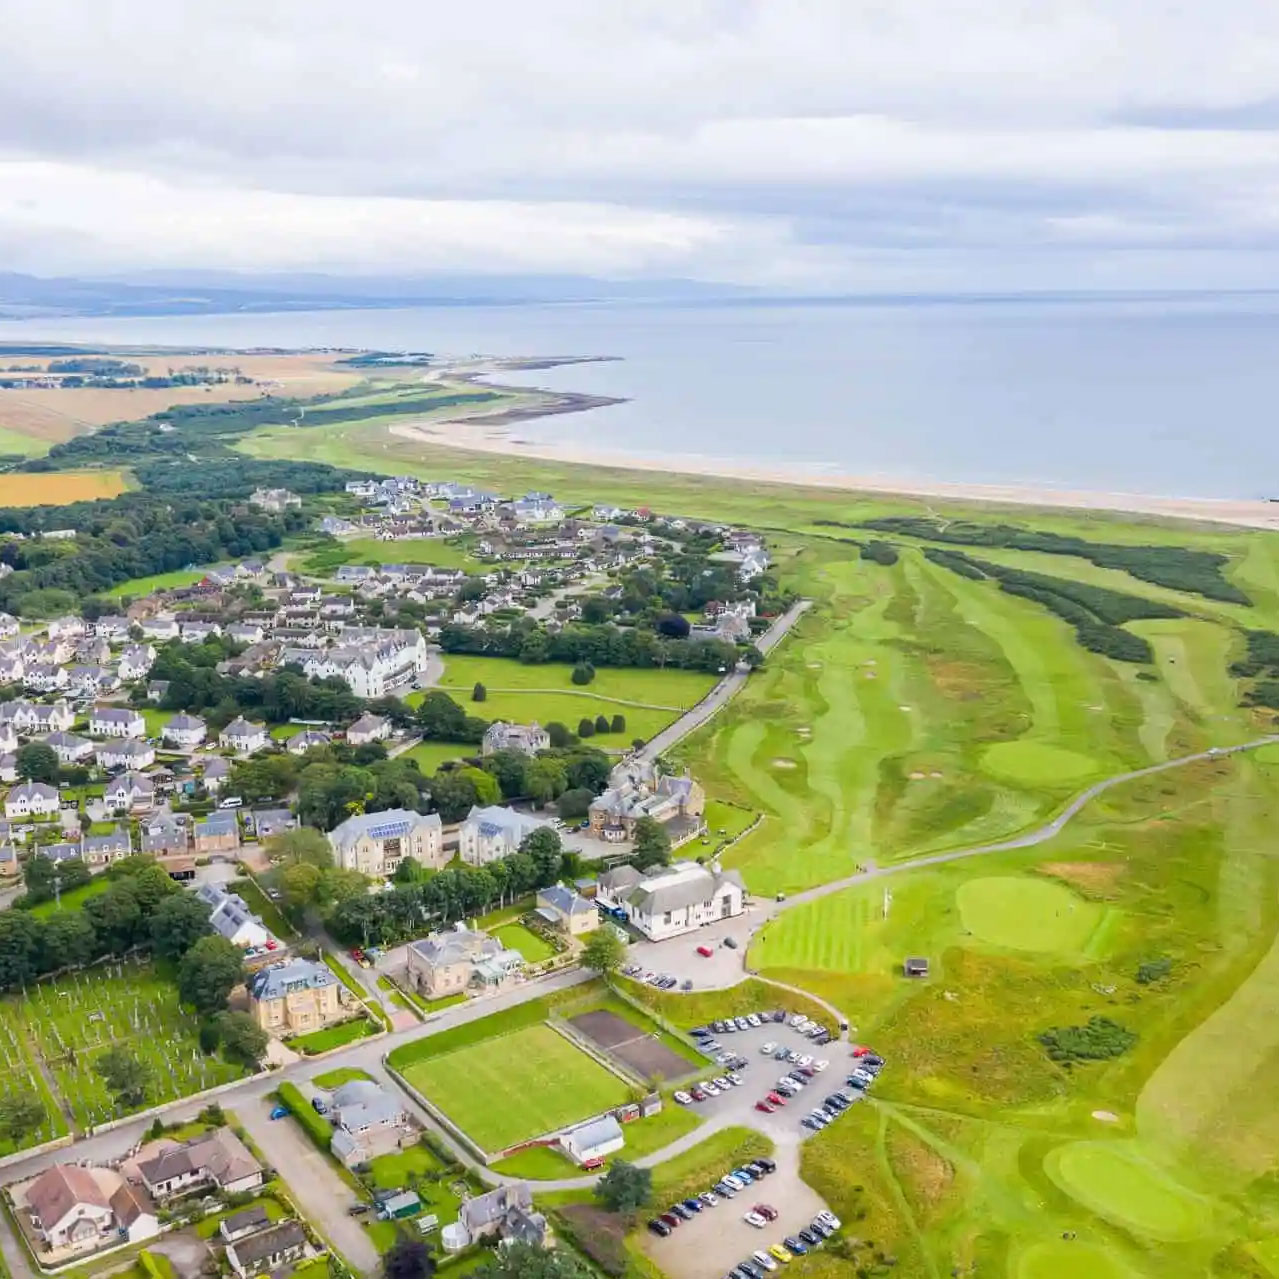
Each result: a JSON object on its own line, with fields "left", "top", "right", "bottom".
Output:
{"left": 6, "top": 1, "right": 1279, "bottom": 291}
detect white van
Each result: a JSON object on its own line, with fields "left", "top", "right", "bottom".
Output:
{"left": 218, "top": 795, "right": 243, "bottom": 810}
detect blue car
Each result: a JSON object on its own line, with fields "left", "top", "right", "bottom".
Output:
{"left": 269, "top": 1105, "right": 289, "bottom": 1120}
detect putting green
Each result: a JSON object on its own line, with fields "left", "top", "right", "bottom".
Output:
{"left": 1015, "top": 1241, "right": 1133, "bottom": 1279}
{"left": 981, "top": 740, "right": 1099, "bottom": 787}
{"left": 957, "top": 876, "right": 1100, "bottom": 952}
{"left": 1045, "top": 1141, "right": 1213, "bottom": 1242}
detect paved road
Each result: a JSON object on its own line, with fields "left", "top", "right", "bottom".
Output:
{"left": 639, "top": 600, "right": 811, "bottom": 763}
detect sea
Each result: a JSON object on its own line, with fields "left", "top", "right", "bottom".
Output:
{"left": 2, "top": 292, "right": 1278, "bottom": 500}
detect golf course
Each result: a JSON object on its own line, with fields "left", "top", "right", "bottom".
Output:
{"left": 239, "top": 413, "right": 1279, "bottom": 1277}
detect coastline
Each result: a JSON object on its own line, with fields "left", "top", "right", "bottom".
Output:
{"left": 390, "top": 416, "right": 1279, "bottom": 531}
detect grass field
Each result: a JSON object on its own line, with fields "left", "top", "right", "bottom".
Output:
{"left": 332, "top": 536, "right": 488, "bottom": 572}
{"left": 399, "top": 740, "right": 476, "bottom": 773}
{"left": 0, "top": 469, "right": 130, "bottom": 506}
{"left": 400, "top": 1022, "right": 629, "bottom": 1151}
{"left": 106, "top": 567, "right": 208, "bottom": 598}
{"left": 434, "top": 655, "right": 717, "bottom": 708}
{"left": 239, "top": 419, "right": 1279, "bottom": 1277}
{"left": 26, "top": 876, "right": 112, "bottom": 919}
{"left": 493, "top": 922, "right": 557, "bottom": 963}
{"left": 287, "top": 1018, "right": 376, "bottom": 1055}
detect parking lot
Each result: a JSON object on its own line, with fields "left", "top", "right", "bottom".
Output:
{"left": 622, "top": 905, "right": 773, "bottom": 990}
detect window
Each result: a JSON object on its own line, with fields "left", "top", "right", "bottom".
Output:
{"left": 663, "top": 911, "right": 672, "bottom": 924}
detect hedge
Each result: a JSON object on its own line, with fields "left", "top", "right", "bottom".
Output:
{"left": 277, "top": 1081, "right": 334, "bottom": 1150}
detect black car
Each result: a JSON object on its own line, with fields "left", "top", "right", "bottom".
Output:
{"left": 740, "top": 1262, "right": 765, "bottom": 1278}
{"left": 723, "top": 936, "right": 738, "bottom": 948}
{"left": 690, "top": 1025, "right": 710, "bottom": 1037}
{"left": 772, "top": 1009, "right": 786, "bottom": 1023}
{"left": 747, "top": 1160, "right": 769, "bottom": 1176}
{"left": 812, "top": 1031, "right": 832, "bottom": 1046}
{"left": 864, "top": 1053, "right": 885, "bottom": 1067}
{"left": 799, "top": 1228, "right": 821, "bottom": 1247}
{"left": 756, "top": 1157, "right": 778, "bottom": 1173}
{"left": 647, "top": 1219, "right": 671, "bottom": 1237}
{"left": 671, "top": 1203, "right": 694, "bottom": 1221}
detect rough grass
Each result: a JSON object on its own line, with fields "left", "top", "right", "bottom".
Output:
{"left": 399, "top": 1023, "right": 630, "bottom": 1151}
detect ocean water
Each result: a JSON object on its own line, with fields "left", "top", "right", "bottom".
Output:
{"left": 2, "top": 293, "right": 1277, "bottom": 499}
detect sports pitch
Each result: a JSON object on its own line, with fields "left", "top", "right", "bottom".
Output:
{"left": 400, "top": 1023, "right": 630, "bottom": 1151}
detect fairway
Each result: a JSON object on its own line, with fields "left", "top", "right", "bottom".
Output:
{"left": 956, "top": 876, "right": 1103, "bottom": 953}
{"left": 1045, "top": 1141, "right": 1213, "bottom": 1242}
{"left": 400, "top": 1023, "right": 629, "bottom": 1151}
{"left": 0, "top": 469, "right": 129, "bottom": 506}
{"left": 980, "top": 740, "right": 1100, "bottom": 787}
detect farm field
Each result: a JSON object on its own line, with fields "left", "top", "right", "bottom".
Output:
{"left": 241, "top": 419, "right": 1279, "bottom": 1275}
{"left": 399, "top": 1022, "right": 629, "bottom": 1152}
{"left": 0, "top": 960, "right": 248, "bottom": 1131}
{"left": 0, "top": 469, "right": 130, "bottom": 506}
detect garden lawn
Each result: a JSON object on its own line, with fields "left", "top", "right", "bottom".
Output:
{"left": 493, "top": 923, "right": 556, "bottom": 963}
{"left": 140, "top": 708, "right": 173, "bottom": 737}
{"left": 437, "top": 689, "right": 676, "bottom": 744}
{"left": 27, "top": 877, "right": 111, "bottom": 919}
{"left": 229, "top": 877, "right": 297, "bottom": 939}
{"left": 288, "top": 1018, "right": 376, "bottom": 1055}
{"left": 399, "top": 1023, "right": 630, "bottom": 1151}
{"left": 400, "top": 741, "right": 473, "bottom": 774}
{"left": 312, "top": 1067, "right": 374, "bottom": 1089}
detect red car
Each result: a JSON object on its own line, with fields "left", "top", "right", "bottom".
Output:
{"left": 852, "top": 1045, "right": 870, "bottom": 1057}
{"left": 753, "top": 1204, "right": 778, "bottom": 1221}
{"left": 696, "top": 945, "right": 714, "bottom": 957}
{"left": 766, "top": 1091, "right": 787, "bottom": 1106}
{"left": 754, "top": 1100, "right": 775, "bottom": 1114}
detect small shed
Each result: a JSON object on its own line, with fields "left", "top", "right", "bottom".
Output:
{"left": 377, "top": 1190, "right": 421, "bottom": 1221}
{"left": 560, "top": 1115, "right": 624, "bottom": 1167}
{"left": 903, "top": 956, "right": 930, "bottom": 978}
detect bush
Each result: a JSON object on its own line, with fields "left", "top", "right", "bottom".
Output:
{"left": 1038, "top": 1016, "right": 1136, "bottom": 1063}
{"left": 610, "top": 714, "right": 626, "bottom": 734}
{"left": 277, "top": 1081, "right": 333, "bottom": 1148}
{"left": 578, "top": 718, "right": 596, "bottom": 738}
{"left": 472, "top": 682, "right": 487, "bottom": 703}
{"left": 571, "top": 663, "right": 596, "bottom": 686}
{"left": 859, "top": 540, "right": 898, "bottom": 566}
{"left": 1136, "top": 956, "right": 1173, "bottom": 984}
{"left": 558, "top": 787, "right": 593, "bottom": 821}
{"left": 594, "top": 714, "right": 610, "bottom": 734}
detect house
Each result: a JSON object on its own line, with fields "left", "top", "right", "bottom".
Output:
{"left": 202, "top": 757, "right": 231, "bottom": 793}
{"left": 248, "top": 958, "right": 343, "bottom": 1035}
{"left": 46, "top": 615, "right": 86, "bottom": 641}
{"left": 226, "top": 622, "right": 265, "bottom": 645}
{"left": 560, "top": 1115, "right": 624, "bottom": 1167}
{"left": 82, "top": 828, "right": 132, "bottom": 866}
{"left": 89, "top": 706, "right": 145, "bottom": 739}
{"left": 226, "top": 1221, "right": 308, "bottom": 1278}
{"left": 146, "top": 680, "right": 170, "bottom": 703}
{"left": 457, "top": 805, "right": 553, "bottom": 867}
{"left": 162, "top": 713, "right": 207, "bottom": 749}
{"left": 0, "top": 844, "right": 18, "bottom": 876}
{"left": 22, "top": 1164, "right": 159, "bottom": 1253}
{"left": 595, "top": 860, "right": 745, "bottom": 942}
{"left": 328, "top": 809, "right": 445, "bottom": 877}
{"left": 193, "top": 811, "right": 241, "bottom": 854}
{"left": 24, "top": 663, "right": 68, "bottom": 693}
{"left": 67, "top": 665, "right": 119, "bottom": 697}
{"left": 218, "top": 717, "right": 268, "bottom": 754}
{"left": 5, "top": 781, "right": 60, "bottom": 819}
{"left": 195, "top": 883, "right": 267, "bottom": 948}
{"left": 180, "top": 620, "right": 222, "bottom": 643}
{"left": 93, "top": 616, "right": 130, "bottom": 644}
{"left": 0, "top": 753, "right": 15, "bottom": 784}
{"left": 286, "top": 729, "right": 331, "bottom": 755}
{"left": 346, "top": 713, "right": 392, "bottom": 745}
{"left": 44, "top": 731, "right": 93, "bottom": 765}
{"left": 103, "top": 772, "right": 155, "bottom": 813}
{"left": 250, "top": 808, "right": 296, "bottom": 840}
{"left": 219, "top": 1205, "right": 271, "bottom": 1244}
{"left": 95, "top": 740, "right": 156, "bottom": 771}
{"left": 140, "top": 813, "right": 189, "bottom": 857}
{"left": 117, "top": 644, "right": 156, "bottom": 681}
{"left": 535, "top": 883, "right": 597, "bottom": 937}
{"left": 589, "top": 764, "right": 705, "bottom": 841}
{"left": 481, "top": 721, "right": 550, "bottom": 757}
{"left": 249, "top": 487, "right": 302, "bottom": 512}
{"left": 0, "top": 722, "right": 15, "bottom": 755}
{"left": 328, "top": 1079, "right": 407, "bottom": 1167}
{"left": 0, "top": 612, "right": 18, "bottom": 638}
{"left": 140, "top": 616, "right": 180, "bottom": 642}
{"left": 0, "top": 699, "right": 73, "bottom": 734}
{"left": 456, "top": 1182, "right": 547, "bottom": 1250}
{"left": 135, "top": 1127, "right": 264, "bottom": 1202}
{"left": 406, "top": 924, "right": 523, "bottom": 999}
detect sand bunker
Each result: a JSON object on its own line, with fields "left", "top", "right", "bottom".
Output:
{"left": 1092, "top": 1110, "right": 1119, "bottom": 1123}
{"left": 771, "top": 758, "right": 798, "bottom": 770}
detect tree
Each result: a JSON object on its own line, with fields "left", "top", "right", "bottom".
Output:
{"left": 0, "top": 1090, "right": 45, "bottom": 1144}
{"left": 216, "top": 1011, "right": 269, "bottom": 1067}
{"left": 557, "top": 787, "right": 593, "bottom": 821}
{"left": 520, "top": 827, "right": 564, "bottom": 884}
{"left": 525, "top": 756, "right": 566, "bottom": 807}
{"left": 149, "top": 892, "right": 213, "bottom": 961}
{"left": 416, "top": 691, "right": 471, "bottom": 741}
{"left": 581, "top": 927, "right": 625, "bottom": 979}
{"left": 471, "top": 681, "right": 487, "bottom": 703}
{"left": 265, "top": 826, "right": 334, "bottom": 868}
{"left": 15, "top": 742, "right": 58, "bottom": 784}
{"left": 577, "top": 717, "right": 595, "bottom": 738}
{"left": 22, "top": 852, "right": 90, "bottom": 904}
{"left": 610, "top": 713, "right": 626, "bottom": 734}
{"left": 428, "top": 770, "right": 481, "bottom": 823}
{"left": 280, "top": 862, "right": 324, "bottom": 914}
{"left": 594, "top": 714, "right": 610, "bottom": 734}
{"left": 460, "top": 766, "right": 501, "bottom": 807}
{"left": 571, "top": 662, "right": 595, "bottom": 686}
{"left": 545, "top": 721, "right": 574, "bottom": 749}
{"left": 95, "top": 1046, "right": 151, "bottom": 1109}
{"left": 38, "top": 912, "right": 97, "bottom": 970}
{"left": 475, "top": 1243, "right": 587, "bottom": 1279}
{"left": 177, "top": 935, "right": 245, "bottom": 1017}
{"left": 632, "top": 817, "right": 671, "bottom": 871}
{"left": 383, "top": 1236, "right": 434, "bottom": 1279}
{"left": 594, "top": 1159, "right": 652, "bottom": 1214}
{"left": 656, "top": 613, "right": 691, "bottom": 639}
{"left": 564, "top": 751, "right": 610, "bottom": 794}
{"left": 484, "top": 748, "right": 528, "bottom": 800}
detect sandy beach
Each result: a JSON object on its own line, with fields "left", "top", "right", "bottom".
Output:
{"left": 389, "top": 415, "right": 1279, "bottom": 532}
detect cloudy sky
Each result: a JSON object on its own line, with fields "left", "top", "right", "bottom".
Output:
{"left": 5, "top": 0, "right": 1279, "bottom": 290}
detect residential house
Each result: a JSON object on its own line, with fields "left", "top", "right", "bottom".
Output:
{"left": 180, "top": 620, "right": 222, "bottom": 643}
{"left": 24, "top": 663, "right": 68, "bottom": 693}
{"left": 0, "top": 700, "right": 71, "bottom": 733}
{"left": 535, "top": 884, "right": 597, "bottom": 937}
{"left": 250, "top": 808, "right": 296, "bottom": 841}
{"left": 406, "top": 924, "right": 524, "bottom": 999}
{"left": 588, "top": 764, "right": 705, "bottom": 842}
{"left": 198, "top": 884, "right": 270, "bottom": 949}
{"left": 481, "top": 721, "right": 550, "bottom": 757}
{"left": 560, "top": 1115, "right": 624, "bottom": 1167}
{"left": 140, "top": 813, "right": 189, "bottom": 857}
{"left": 89, "top": 706, "right": 145, "bottom": 739}
{"left": 457, "top": 805, "right": 553, "bottom": 867}
{"left": 162, "top": 713, "right": 207, "bottom": 749}
{"left": 0, "top": 722, "right": 15, "bottom": 755}
{"left": 226, "top": 1221, "right": 307, "bottom": 1278}
{"left": 0, "top": 754, "right": 15, "bottom": 784}
{"left": 146, "top": 680, "right": 170, "bottom": 703}
{"left": 218, "top": 717, "right": 267, "bottom": 755}
{"left": 134, "top": 1128, "right": 263, "bottom": 1202}
{"left": 22, "top": 1164, "right": 158, "bottom": 1253}
{"left": 219, "top": 1206, "right": 271, "bottom": 1244}
{"left": 346, "top": 713, "right": 391, "bottom": 745}
{"left": 44, "top": 731, "right": 93, "bottom": 765}
{"left": 0, "top": 612, "right": 18, "bottom": 638}
{"left": 249, "top": 488, "right": 302, "bottom": 512}
{"left": 93, "top": 616, "right": 130, "bottom": 644}
{"left": 201, "top": 757, "right": 231, "bottom": 793}
{"left": 82, "top": 828, "right": 132, "bottom": 867}
{"left": 139, "top": 615, "right": 180, "bottom": 642}
{"left": 46, "top": 615, "right": 86, "bottom": 641}
{"left": 226, "top": 622, "right": 265, "bottom": 645}
{"left": 456, "top": 1183, "right": 547, "bottom": 1251}
{"left": 286, "top": 729, "right": 331, "bottom": 755}
{"left": 595, "top": 860, "right": 745, "bottom": 942}
{"left": 248, "top": 958, "right": 343, "bottom": 1034}
{"left": 0, "top": 844, "right": 18, "bottom": 876}
{"left": 67, "top": 666, "right": 119, "bottom": 697}
{"left": 328, "top": 809, "right": 444, "bottom": 877}
{"left": 95, "top": 740, "right": 155, "bottom": 771}
{"left": 328, "top": 1079, "right": 407, "bottom": 1167}
{"left": 103, "top": 772, "right": 155, "bottom": 813}
{"left": 5, "top": 781, "right": 60, "bottom": 819}
{"left": 193, "top": 811, "right": 240, "bottom": 854}
{"left": 117, "top": 644, "right": 156, "bottom": 681}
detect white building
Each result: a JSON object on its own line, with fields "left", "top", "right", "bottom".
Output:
{"left": 481, "top": 721, "right": 550, "bottom": 757}
{"left": 104, "top": 772, "right": 155, "bottom": 812}
{"left": 117, "top": 644, "right": 156, "bottom": 681}
{"left": 328, "top": 809, "right": 445, "bottom": 877}
{"left": 218, "top": 718, "right": 268, "bottom": 754}
{"left": 595, "top": 860, "right": 745, "bottom": 941}
{"left": 457, "top": 805, "right": 553, "bottom": 866}
{"left": 140, "top": 615, "right": 180, "bottom": 642}
{"left": 346, "top": 713, "right": 391, "bottom": 745}
{"left": 163, "top": 713, "right": 208, "bottom": 749}
{"left": 5, "top": 782, "right": 60, "bottom": 819}
{"left": 89, "top": 706, "right": 145, "bottom": 739}
{"left": 95, "top": 740, "right": 156, "bottom": 771}
{"left": 44, "top": 731, "right": 93, "bottom": 765}
{"left": 0, "top": 700, "right": 73, "bottom": 734}
{"left": 198, "top": 884, "right": 272, "bottom": 949}
{"left": 560, "top": 1115, "right": 625, "bottom": 1167}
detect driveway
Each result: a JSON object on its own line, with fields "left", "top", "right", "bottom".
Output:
{"left": 237, "top": 1095, "right": 380, "bottom": 1274}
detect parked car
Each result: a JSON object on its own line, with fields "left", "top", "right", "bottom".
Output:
{"left": 767, "top": 1091, "right": 787, "bottom": 1106}
{"left": 682, "top": 1198, "right": 703, "bottom": 1213}
{"left": 269, "top": 1105, "right": 289, "bottom": 1120}
{"left": 753, "top": 1249, "right": 779, "bottom": 1271}
{"left": 723, "top": 937, "right": 739, "bottom": 949}
{"left": 671, "top": 1203, "right": 694, "bottom": 1221}
{"left": 674, "top": 1091, "right": 693, "bottom": 1105}
{"left": 700, "top": 1191, "right": 720, "bottom": 1207}
{"left": 760, "top": 1042, "right": 777, "bottom": 1055}
{"left": 769, "top": 1244, "right": 792, "bottom": 1263}
{"left": 756, "top": 1158, "right": 778, "bottom": 1173}
{"left": 660, "top": 1212, "right": 680, "bottom": 1228}
{"left": 783, "top": 1236, "right": 808, "bottom": 1256}
{"left": 753, "top": 1203, "right": 778, "bottom": 1221}
{"left": 755, "top": 1100, "right": 775, "bottom": 1114}
{"left": 697, "top": 944, "right": 714, "bottom": 957}
{"left": 771, "top": 1010, "right": 786, "bottom": 1023}
{"left": 743, "top": 1211, "right": 767, "bottom": 1228}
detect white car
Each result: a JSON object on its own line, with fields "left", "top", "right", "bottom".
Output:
{"left": 813, "top": 1059, "right": 829, "bottom": 1072}
{"left": 743, "top": 1211, "right": 768, "bottom": 1228}
{"left": 703, "top": 1082, "right": 721, "bottom": 1096}
{"left": 746, "top": 1013, "right": 762, "bottom": 1027}
{"left": 760, "top": 1042, "right": 777, "bottom": 1055}
{"left": 788, "top": 1013, "right": 805, "bottom": 1027}
{"left": 700, "top": 1192, "right": 720, "bottom": 1207}
{"left": 818, "top": 1210, "right": 841, "bottom": 1231}
{"left": 674, "top": 1091, "right": 693, "bottom": 1105}
{"left": 798, "top": 1054, "right": 814, "bottom": 1067}
{"left": 753, "top": 1250, "right": 779, "bottom": 1271}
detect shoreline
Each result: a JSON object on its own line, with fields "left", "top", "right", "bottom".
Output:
{"left": 390, "top": 417, "right": 1279, "bottom": 531}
